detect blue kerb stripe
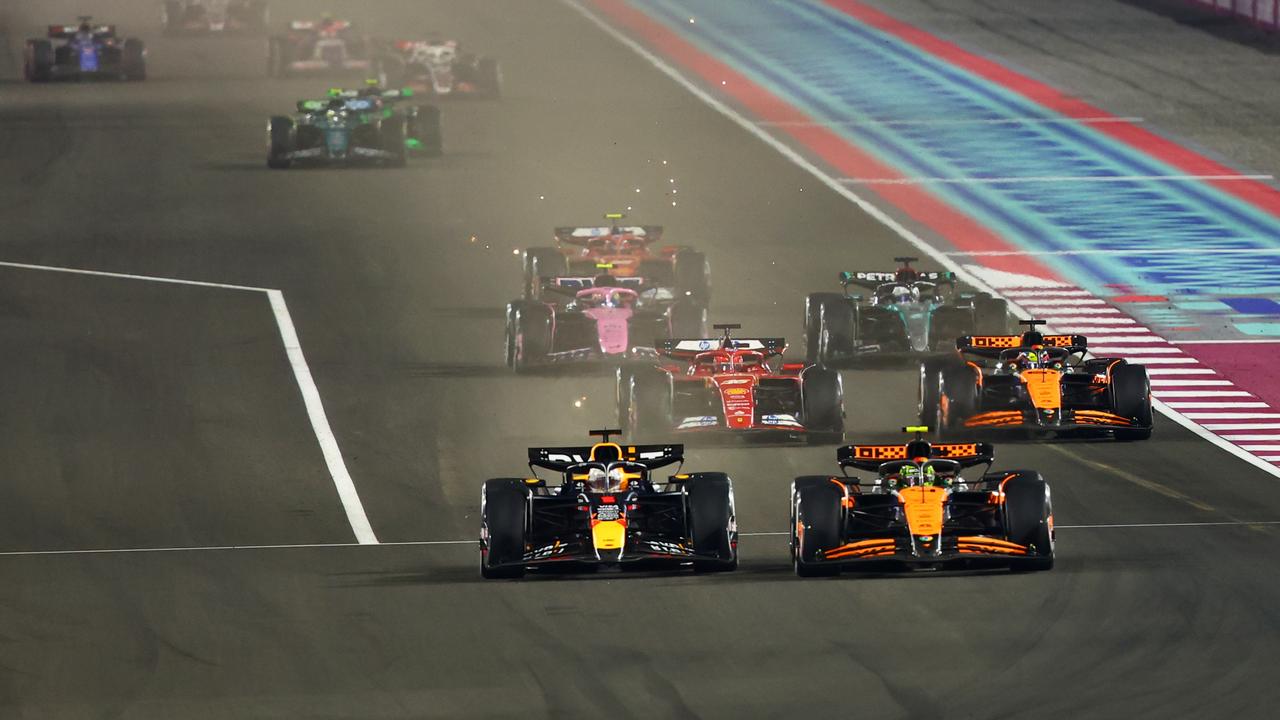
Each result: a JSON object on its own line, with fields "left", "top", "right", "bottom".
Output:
{"left": 635, "top": 0, "right": 1280, "bottom": 296}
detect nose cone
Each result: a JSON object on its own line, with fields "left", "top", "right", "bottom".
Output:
{"left": 592, "top": 520, "right": 625, "bottom": 551}
{"left": 589, "top": 309, "right": 633, "bottom": 355}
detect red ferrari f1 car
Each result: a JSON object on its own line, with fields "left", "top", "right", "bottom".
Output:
{"left": 617, "top": 324, "right": 844, "bottom": 443}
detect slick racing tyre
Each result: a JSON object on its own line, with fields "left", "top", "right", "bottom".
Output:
{"left": 973, "top": 295, "right": 1010, "bottom": 335}
{"left": 480, "top": 478, "right": 529, "bottom": 579}
{"left": 804, "top": 292, "right": 844, "bottom": 365}
{"left": 673, "top": 250, "right": 710, "bottom": 307}
{"left": 506, "top": 301, "right": 552, "bottom": 373}
{"left": 668, "top": 299, "right": 707, "bottom": 339}
{"left": 1002, "top": 471, "right": 1054, "bottom": 571}
{"left": 381, "top": 116, "right": 408, "bottom": 168}
{"left": 792, "top": 476, "right": 843, "bottom": 577}
{"left": 817, "top": 297, "right": 857, "bottom": 366}
{"left": 266, "top": 116, "right": 294, "bottom": 169}
{"left": 477, "top": 56, "right": 502, "bottom": 98}
{"left": 120, "top": 37, "right": 147, "bottom": 80}
{"left": 266, "top": 36, "right": 288, "bottom": 77}
{"left": 24, "top": 40, "right": 54, "bottom": 83}
{"left": 685, "top": 473, "right": 737, "bottom": 573}
{"left": 410, "top": 104, "right": 443, "bottom": 157}
{"left": 522, "top": 247, "right": 568, "bottom": 300}
{"left": 625, "top": 366, "right": 672, "bottom": 437}
{"left": 919, "top": 355, "right": 961, "bottom": 431}
{"left": 1110, "top": 362, "right": 1153, "bottom": 441}
{"left": 801, "top": 366, "right": 844, "bottom": 444}
{"left": 936, "top": 362, "right": 979, "bottom": 436}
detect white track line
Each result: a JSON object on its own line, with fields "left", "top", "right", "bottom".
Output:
{"left": 1055, "top": 520, "right": 1280, "bottom": 529}
{"left": 1156, "top": 391, "right": 1254, "bottom": 398}
{"left": 949, "top": 248, "right": 1280, "bottom": 257}
{"left": 1150, "top": 379, "right": 1232, "bottom": 386}
{"left": 0, "top": 259, "right": 380, "bottom": 545}
{"left": 1182, "top": 412, "right": 1280, "bottom": 420}
{"left": 1089, "top": 347, "right": 1183, "bottom": 354}
{"left": 1174, "top": 339, "right": 1280, "bottom": 344}
{"left": 1221, "top": 435, "right": 1280, "bottom": 441}
{"left": 565, "top": 0, "right": 1280, "bottom": 483}
{"left": 1206, "top": 423, "right": 1280, "bottom": 430}
{"left": 840, "top": 174, "right": 1273, "bottom": 185}
{"left": 1165, "top": 402, "right": 1270, "bottom": 409}
{"left": 268, "top": 291, "right": 378, "bottom": 544}
{"left": 757, "top": 116, "right": 1145, "bottom": 128}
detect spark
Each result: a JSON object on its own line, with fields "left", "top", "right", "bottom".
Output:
{"left": 635, "top": 188, "right": 641, "bottom": 193}
{"left": 573, "top": 400, "right": 582, "bottom": 408}
{"left": 538, "top": 195, "right": 545, "bottom": 200}
{"left": 512, "top": 249, "right": 520, "bottom": 255}
{"left": 689, "top": 17, "right": 695, "bottom": 24}
{"left": 469, "top": 236, "right": 477, "bottom": 243}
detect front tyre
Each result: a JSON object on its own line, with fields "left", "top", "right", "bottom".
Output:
{"left": 685, "top": 473, "right": 737, "bottom": 573}
{"left": 1003, "top": 471, "right": 1054, "bottom": 571}
{"left": 266, "top": 116, "right": 294, "bottom": 169}
{"left": 800, "top": 366, "right": 844, "bottom": 444}
{"left": 1111, "top": 362, "right": 1153, "bottom": 441}
{"left": 480, "top": 478, "right": 528, "bottom": 579}
{"left": 792, "top": 476, "right": 843, "bottom": 577}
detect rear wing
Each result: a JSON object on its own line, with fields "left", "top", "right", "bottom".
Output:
{"left": 554, "top": 225, "right": 664, "bottom": 246}
{"left": 655, "top": 337, "right": 787, "bottom": 360}
{"left": 540, "top": 275, "right": 647, "bottom": 293}
{"left": 839, "top": 270, "right": 954, "bottom": 289}
{"left": 838, "top": 441, "right": 994, "bottom": 471}
{"left": 956, "top": 334, "right": 1086, "bottom": 356}
{"left": 49, "top": 24, "right": 114, "bottom": 39}
{"left": 529, "top": 443, "right": 683, "bottom": 472}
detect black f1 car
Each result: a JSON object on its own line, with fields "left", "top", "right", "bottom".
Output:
{"left": 24, "top": 19, "right": 146, "bottom": 82}
{"left": 505, "top": 273, "right": 706, "bottom": 372}
{"left": 162, "top": 1, "right": 269, "bottom": 35}
{"left": 480, "top": 430, "right": 738, "bottom": 578}
{"left": 804, "top": 257, "right": 1008, "bottom": 364}
{"left": 920, "top": 320, "right": 1153, "bottom": 440}
{"left": 790, "top": 427, "right": 1054, "bottom": 576}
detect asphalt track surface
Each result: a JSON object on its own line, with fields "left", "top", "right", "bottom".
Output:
{"left": 1, "top": 0, "right": 1279, "bottom": 717}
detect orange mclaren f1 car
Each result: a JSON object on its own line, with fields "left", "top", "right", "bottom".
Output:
{"left": 919, "top": 320, "right": 1152, "bottom": 440}
{"left": 790, "top": 427, "right": 1054, "bottom": 576}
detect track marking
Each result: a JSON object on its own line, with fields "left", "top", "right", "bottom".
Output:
{"left": 568, "top": 0, "right": 1280, "bottom": 484}
{"left": 840, "top": 174, "right": 1274, "bottom": 186}
{"left": 757, "top": 116, "right": 1145, "bottom": 128}
{"left": 267, "top": 291, "right": 378, "bottom": 544}
{"left": 1055, "top": 521, "right": 1280, "bottom": 529}
{"left": 0, "top": 260, "right": 379, "bottom": 544}
{"left": 1044, "top": 444, "right": 1215, "bottom": 512}
{"left": 1174, "top": 339, "right": 1280, "bottom": 344}
{"left": 948, "top": 248, "right": 1280, "bottom": 257}
{"left": 1156, "top": 391, "right": 1254, "bottom": 398}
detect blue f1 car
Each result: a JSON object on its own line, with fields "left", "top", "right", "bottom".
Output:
{"left": 24, "top": 18, "right": 146, "bottom": 82}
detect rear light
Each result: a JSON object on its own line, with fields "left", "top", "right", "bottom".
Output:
{"left": 781, "top": 363, "right": 807, "bottom": 372}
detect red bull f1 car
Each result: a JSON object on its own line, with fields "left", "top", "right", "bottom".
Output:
{"left": 790, "top": 427, "right": 1054, "bottom": 576}
{"left": 523, "top": 214, "right": 710, "bottom": 307}
{"left": 375, "top": 39, "right": 500, "bottom": 98}
{"left": 480, "top": 430, "right": 738, "bottom": 578}
{"left": 617, "top": 325, "right": 844, "bottom": 443}
{"left": 804, "top": 257, "right": 1009, "bottom": 364}
{"left": 267, "top": 18, "right": 371, "bottom": 77}
{"left": 24, "top": 19, "right": 146, "bottom": 82}
{"left": 505, "top": 274, "right": 706, "bottom": 372}
{"left": 919, "top": 320, "right": 1153, "bottom": 440}
{"left": 162, "top": 1, "right": 269, "bottom": 35}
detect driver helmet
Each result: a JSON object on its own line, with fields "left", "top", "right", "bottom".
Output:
{"left": 592, "top": 274, "right": 616, "bottom": 288}
{"left": 920, "top": 464, "right": 943, "bottom": 487}
{"left": 582, "top": 466, "right": 633, "bottom": 493}
{"left": 898, "top": 464, "right": 921, "bottom": 488}
{"left": 1015, "top": 349, "right": 1045, "bottom": 370}
{"left": 890, "top": 285, "right": 919, "bottom": 303}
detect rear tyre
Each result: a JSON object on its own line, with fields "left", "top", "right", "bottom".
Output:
{"left": 804, "top": 292, "right": 843, "bottom": 365}
{"left": 506, "top": 301, "right": 552, "bottom": 373}
{"left": 1111, "top": 362, "right": 1153, "bottom": 441}
{"left": 1003, "top": 471, "right": 1054, "bottom": 571}
{"left": 477, "top": 56, "right": 502, "bottom": 98}
{"left": 412, "top": 104, "right": 443, "bottom": 157}
{"left": 938, "top": 362, "right": 979, "bottom": 435}
{"left": 627, "top": 366, "right": 671, "bottom": 437}
{"left": 267, "top": 36, "right": 287, "bottom": 77}
{"left": 668, "top": 300, "right": 707, "bottom": 339}
{"left": 792, "top": 476, "right": 843, "bottom": 577}
{"left": 973, "top": 296, "right": 1010, "bottom": 335}
{"left": 818, "top": 298, "right": 857, "bottom": 366}
{"left": 522, "top": 247, "right": 568, "bottom": 299}
{"left": 381, "top": 117, "right": 408, "bottom": 168}
{"left": 673, "top": 250, "right": 710, "bottom": 307}
{"left": 918, "top": 355, "right": 955, "bottom": 430}
{"left": 123, "top": 38, "right": 146, "bottom": 81}
{"left": 266, "top": 116, "right": 294, "bottom": 169}
{"left": 480, "top": 478, "right": 528, "bottom": 579}
{"left": 801, "top": 366, "right": 844, "bottom": 444}
{"left": 686, "top": 473, "right": 737, "bottom": 573}
{"left": 24, "top": 40, "right": 54, "bottom": 83}
{"left": 162, "top": 2, "right": 184, "bottom": 34}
